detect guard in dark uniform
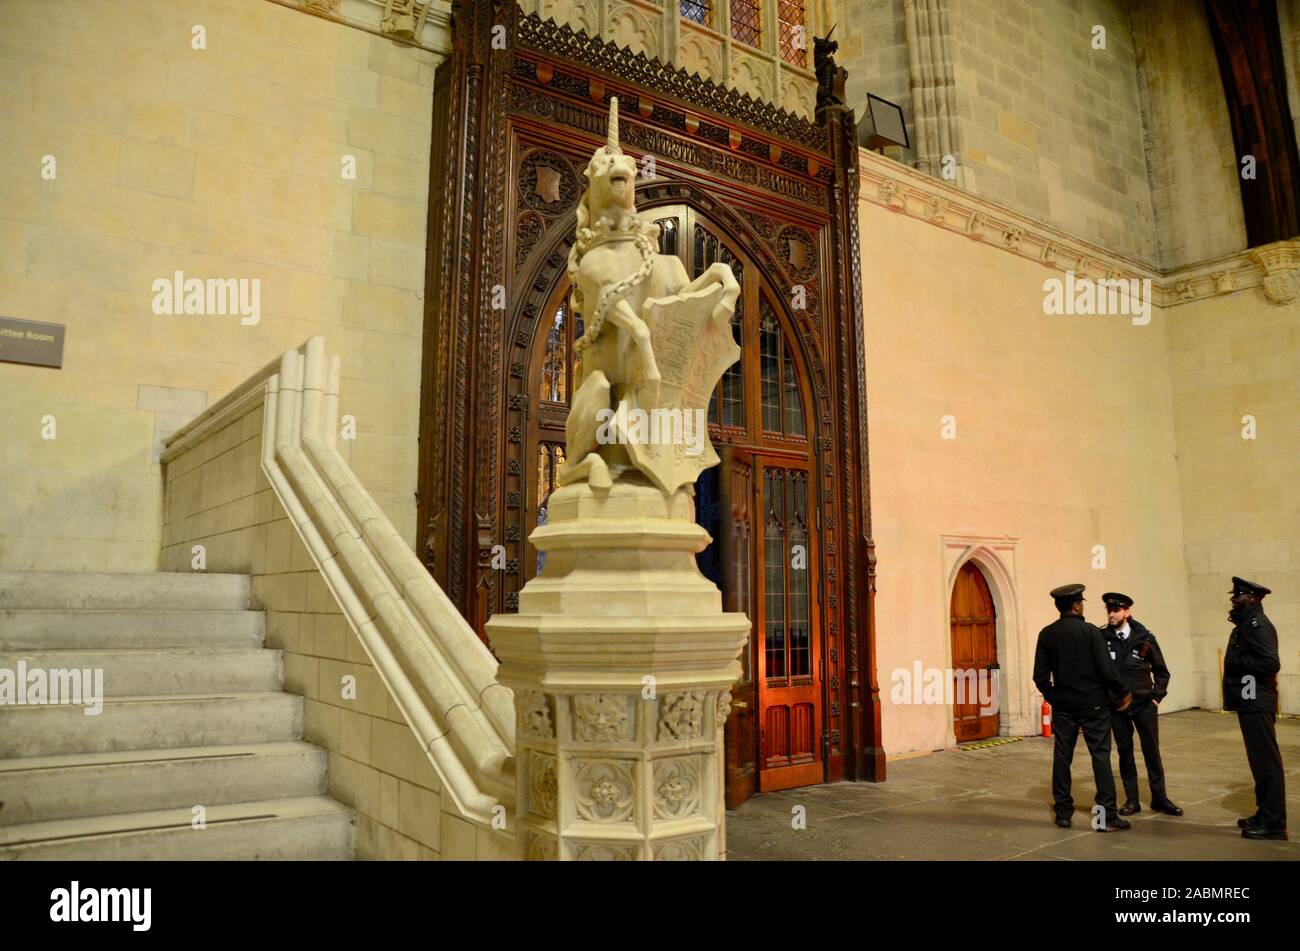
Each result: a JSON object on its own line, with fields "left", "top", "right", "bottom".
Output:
{"left": 1033, "top": 584, "right": 1133, "bottom": 830}
{"left": 1101, "top": 592, "right": 1182, "bottom": 817}
{"left": 1223, "top": 577, "right": 1287, "bottom": 840}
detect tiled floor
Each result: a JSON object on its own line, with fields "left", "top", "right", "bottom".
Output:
{"left": 727, "top": 709, "right": 1300, "bottom": 860}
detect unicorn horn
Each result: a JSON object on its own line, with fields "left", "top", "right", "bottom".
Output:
{"left": 607, "top": 96, "right": 620, "bottom": 151}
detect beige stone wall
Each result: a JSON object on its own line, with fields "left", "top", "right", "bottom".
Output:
{"left": 159, "top": 389, "right": 509, "bottom": 860}
{"left": 1131, "top": 0, "right": 1245, "bottom": 271}
{"left": 827, "top": 0, "right": 913, "bottom": 161}
{"left": 949, "top": 0, "right": 1156, "bottom": 262}
{"left": 0, "top": 0, "right": 434, "bottom": 571}
{"left": 832, "top": 0, "right": 1295, "bottom": 269}
{"left": 859, "top": 168, "right": 1193, "bottom": 755}
{"left": 832, "top": 0, "right": 1158, "bottom": 258}
{"left": 1166, "top": 289, "right": 1300, "bottom": 714}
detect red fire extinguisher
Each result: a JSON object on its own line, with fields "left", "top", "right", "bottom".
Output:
{"left": 1041, "top": 700, "right": 1052, "bottom": 737}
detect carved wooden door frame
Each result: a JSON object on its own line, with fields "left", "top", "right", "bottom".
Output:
{"left": 418, "top": 1, "right": 884, "bottom": 783}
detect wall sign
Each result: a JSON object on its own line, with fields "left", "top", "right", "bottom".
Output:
{"left": 0, "top": 316, "right": 65, "bottom": 369}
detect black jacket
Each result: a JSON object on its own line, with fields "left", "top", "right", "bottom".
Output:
{"left": 1102, "top": 618, "right": 1170, "bottom": 703}
{"left": 1034, "top": 613, "right": 1127, "bottom": 711}
{"left": 1222, "top": 604, "right": 1280, "bottom": 713}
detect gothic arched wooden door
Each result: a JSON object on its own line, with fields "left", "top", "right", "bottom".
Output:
{"left": 950, "top": 562, "right": 999, "bottom": 741}
{"left": 523, "top": 204, "right": 822, "bottom": 806}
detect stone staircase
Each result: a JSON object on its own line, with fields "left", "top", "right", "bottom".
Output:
{"left": 0, "top": 571, "right": 355, "bottom": 860}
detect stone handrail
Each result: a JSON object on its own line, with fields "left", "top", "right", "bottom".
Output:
{"left": 164, "top": 337, "right": 515, "bottom": 828}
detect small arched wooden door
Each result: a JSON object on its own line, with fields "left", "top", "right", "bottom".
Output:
{"left": 950, "top": 562, "right": 999, "bottom": 741}
{"left": 523, "top": 204, "right": 822, "bottom": 804}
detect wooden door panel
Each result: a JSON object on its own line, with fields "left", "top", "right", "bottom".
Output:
{"left": 755, "top": 458, "right": 823, "bottom": 791}
{"left": 951, "top": 562, "right": 999, "bottom": 742}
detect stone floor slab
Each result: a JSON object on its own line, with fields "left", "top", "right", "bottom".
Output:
{"left": 728, "top": 710, "right": 1300, "bottom": 861}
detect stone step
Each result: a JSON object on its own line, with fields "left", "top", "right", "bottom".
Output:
{"left": 0, "top": 609, "right": 265, "bottom": 650}
{"left": 0, "top": 648, "right": 282, "bottom": 696}
{"left": 0, "top": 796, "right": 354, "bottom": 860}
{"left": 0, "top": 571, "right": 250, "bottom": 610}
{"left": 0, "top": 741, "right": 327, "bottom": 827}
{"left": 0, "top": 692, "right": 303, "bottom": 758}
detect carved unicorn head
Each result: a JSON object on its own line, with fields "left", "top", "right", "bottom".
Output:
{"left": 576, "top": 96, "right": 640, "bottom": 235}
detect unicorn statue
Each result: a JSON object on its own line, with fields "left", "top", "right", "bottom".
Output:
{"left": 559, "top": 96, "right": 741, "bottom": 496}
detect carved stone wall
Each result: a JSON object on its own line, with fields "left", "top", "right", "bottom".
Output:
{"left": 279, "top": 0, "right": 454, "bottom": 52}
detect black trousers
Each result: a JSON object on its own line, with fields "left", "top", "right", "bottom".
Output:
{"left": 1237, "top": 711, "right": 1287, "bottom": 828}
{"left": 1052, "top": 704, "right": 1118, "bottom": 819}
{"left": 1111, "top": 699, "right": 1168, "bottom": 804}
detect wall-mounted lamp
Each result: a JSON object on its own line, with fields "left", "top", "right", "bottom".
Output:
{"left": 861, "top": 93, "right": 910, "bottom": 153}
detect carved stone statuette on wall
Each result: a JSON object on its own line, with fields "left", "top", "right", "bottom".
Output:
{"left": 380, "top": 0, "right": 417, "bottom": 39}
{"left": 1252, "top": 241, "right": 1300, "bottom": 305}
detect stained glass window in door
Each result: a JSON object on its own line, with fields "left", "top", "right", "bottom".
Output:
{"left": 694, "top": 226, "right": 744, "bottom": 428}
{"left": 759, "top": 305, "right": 782, "bottom": 433}
{"left": 782, "top": 345, "right": 805, "bottom": 435}
{"left": 786, "top": 470, "right": 810, "bottom": 677}
{"left": 535, "top": 441, "right": 565, "bottom": 575}
{"left": 763, "top": 466, "right": 811, "bottom": 684}
{"left": 764, "top": 468, "right": 787, "bottom": 680}
{"left": 539, "top": 299, "right": 567, "bottom": 403}
{"left": 759, "top": 296, "right": 806, "bottom": 437}
{"left": 657, "top": 217, "right": 678, "bottom": 256}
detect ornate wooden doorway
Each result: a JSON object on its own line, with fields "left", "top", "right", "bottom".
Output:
{"left": 419, "top": 4, "right": 883, "bottom": 788}
{"left": 950, "top": 562, "right": 999, "bottom": 742}
{"left": 523, "top": 205, "right": 822, "bottom": 802}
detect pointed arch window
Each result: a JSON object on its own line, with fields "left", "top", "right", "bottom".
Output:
{"left": 693, "top": 225, "right": 745, "bottom": 429}
{"left": 759, "top": 296, "right": 805, "bottom": 437}
{"left": 538, "top": 291, "right": 583, "bottom": 406}
{"left": 539, "top": 300, "right": 567, "bottom": 403}
{"left": 656, "top": 216, "right": 678, "bottom": 256}
{"left": 535, "top": 441, "right": 566, "bottom": 575}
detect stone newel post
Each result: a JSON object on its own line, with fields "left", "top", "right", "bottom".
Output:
{"left": 487, "top": 476, "right": 749, "bottom": 860}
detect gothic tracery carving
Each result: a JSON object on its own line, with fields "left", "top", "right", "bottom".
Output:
{"left": 658, "top": 690, "right": 705, "bottom": 741}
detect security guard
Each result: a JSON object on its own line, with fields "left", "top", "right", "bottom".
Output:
{"left": 1033, "top": 583, "right": 1134, "bottom": 830}
{"left": 1223, "top": 576, "right": 1287, "bottom": 840}
{"left": 1101, "top": 592, "right": 1182, "bottom": 817}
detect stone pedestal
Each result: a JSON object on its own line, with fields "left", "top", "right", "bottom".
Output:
{"left": 487, "top": 475, "right": 749, "bottom": 860}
